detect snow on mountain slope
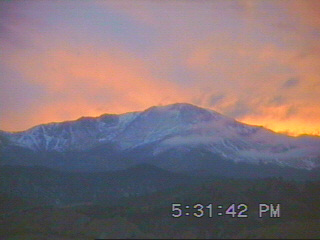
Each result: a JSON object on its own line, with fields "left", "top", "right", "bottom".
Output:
{"left": 113, "top": 103, "right": 224, "bottom": 149}
{"left": 4, "top": 112, "right": 140, "bottom": 151}
{"left": 1, "top": 103, "right": 320, "bottom": 170}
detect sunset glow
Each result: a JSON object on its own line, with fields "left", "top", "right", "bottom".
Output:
{"left": 1, "top": 0, "right": 319, "bottom": 136}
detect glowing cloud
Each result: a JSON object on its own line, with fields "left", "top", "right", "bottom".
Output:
{"left": 0, "top": 0, "right": 319, "bottom": 136}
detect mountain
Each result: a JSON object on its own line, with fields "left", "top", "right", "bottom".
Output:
{"left": 1, "top": 103, "right": 320, "bottom": 173}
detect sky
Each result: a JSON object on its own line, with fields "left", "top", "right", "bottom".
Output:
{"left": 0, "top": 0, "right": 320, "bottom": 136}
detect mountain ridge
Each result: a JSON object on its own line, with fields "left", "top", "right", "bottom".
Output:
{"left": 1, "top": 103, "right": 320, "bottom": 171}
{"left": 1, "top": 102, "right": 318, "bottom": 138}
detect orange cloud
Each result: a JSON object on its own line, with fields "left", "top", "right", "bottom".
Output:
{"left": 1, "top": 0, "right": 320, "bottom": 137}
{"left": 3, "top": 42, "right": 193, "bottom": 131}
{"left": 183, "top": 33, "right": 320, "bottom": 136}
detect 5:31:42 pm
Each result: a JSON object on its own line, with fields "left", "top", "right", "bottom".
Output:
{"left": 171, "top": 203, "right": 248, "bottom": 218}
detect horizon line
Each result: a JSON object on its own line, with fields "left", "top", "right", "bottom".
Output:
{"left": 1, "top": 102, "right": 319, "bottom": 138}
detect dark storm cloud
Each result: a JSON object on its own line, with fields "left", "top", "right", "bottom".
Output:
{"left": 269, "top": 96, "right": 286, "bottom": 106}
{"left": 285, "top": 106, "right": 298, "bottom": 118}
{"left": 282, "top": 78, "right": 300, "bottom": 89}
{"left": 225, "top": 100, "right": 251, "bottom": 119}
{"left": 209, "top": 94, "right": 225, "bottom": 107}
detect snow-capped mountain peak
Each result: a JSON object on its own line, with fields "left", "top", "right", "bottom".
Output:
{"left": 1, "top": 103, "right": 320, "bottom": 170}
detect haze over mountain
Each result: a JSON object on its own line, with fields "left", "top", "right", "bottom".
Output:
{"left": 1, "top": 103, "right": 320, "bottom": 173}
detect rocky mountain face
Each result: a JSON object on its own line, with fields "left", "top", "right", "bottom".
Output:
{"left": 1, "top": 103, "right": 320, "bottom": 172}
